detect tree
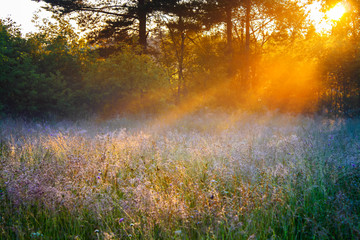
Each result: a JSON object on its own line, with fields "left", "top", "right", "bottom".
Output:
{"left": 0, "top": 18, "right": 71, "bottom": 117}
{"left": 202, "top": 0, "right": 243, "bottom": 54}
{"left": 317, "top": 0, "right": 360, "bottom": 116}
{"left": 83, "top": 44, "right": 168, "bottom": 115}
{"left": 156, "top": 0, "right": 203, "bottom": 103}
{"left": 237, "top": 0, "right": 310, "bottom": 90}
{"left": 200, "top": 0, "right": 243, "bottom": 77}
{"left": 32, "top": 0, "right": 159, "bottom": 50}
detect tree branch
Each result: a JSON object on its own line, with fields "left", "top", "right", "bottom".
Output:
{"left": 76, "top": 7, "right": 137, "bottom": 19}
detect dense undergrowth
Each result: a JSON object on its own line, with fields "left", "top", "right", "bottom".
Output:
{"left": 0, "top": 112, "right": 359, "bottom": 239}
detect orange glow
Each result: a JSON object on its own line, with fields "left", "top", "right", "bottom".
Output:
{"left": 326, "top": 2, "right": 346, "bottom": 21}
{"left": 144, "top": 58, "right": 320, "bottom": 131}
{"left": 307, "top": 1, "right": 347, "bottom": 33}
{"left": 98, "top": 56, "right": 321, "bottom": 128}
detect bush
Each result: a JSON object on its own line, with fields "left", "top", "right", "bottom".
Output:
{"left": 84, "top": 44, "right": 169, "bottom": 116}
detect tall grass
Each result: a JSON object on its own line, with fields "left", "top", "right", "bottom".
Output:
{"left": 0, "top": 112, "right": 359, "bottom": 239}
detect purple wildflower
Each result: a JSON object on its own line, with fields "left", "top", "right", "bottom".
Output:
{"left": 119, "top": 218, "right": 124, "bottom": 223}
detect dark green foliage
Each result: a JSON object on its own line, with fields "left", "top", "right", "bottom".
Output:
{"left": 84, "top": 44, "right": 169, "bottom": 115}
{"left": 319, "top": 43, "right": 360, "bottom": 117}
{"left": 0, "top": 199, "right": 101, "bottom": 240}
{"left": 4, "top": 0, "right": 360, "bottom": 118}
{"left": 0, "top": 19, "right": 90, "bottom": 118}
{"left": 0, "top": 19, "right": 52, "bottom": 117}
{"left": 0, "top": 17, "right": 171, "bottom": 119}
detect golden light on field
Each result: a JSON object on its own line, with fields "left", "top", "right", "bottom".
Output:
{"left": 307, "top": 1, "right": 347, "bottom": 33}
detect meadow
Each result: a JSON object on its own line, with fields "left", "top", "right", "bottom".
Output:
{"left": 0, "top": 112, "right": 359, "bottom": 239}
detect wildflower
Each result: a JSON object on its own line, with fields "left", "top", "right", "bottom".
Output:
{"left": 119, "top": 218, "right": 124, "bottom": 223}
{"left": 97, "top": 176, "right": 101, "bottom": 179}
{"left": 248, "top": 234, "right": 256, "bottom": 240}
{"left": 128, "top": 234, "right": 132, "bottom": 237}
{"left": 174, "top": 230, "right": 182, "bottom": 235}
{"left": 130, "top": 223, "right": 134, "bottom": 227}
{"left": 94, "top": 229, "right": 100, "bottom": 234}
{"left": 30, "top": 232, "right": 43, "bottom": 238}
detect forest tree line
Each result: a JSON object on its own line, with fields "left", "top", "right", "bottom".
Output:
{"left": 1, "top": 0, "right": 360, "bottom": 118}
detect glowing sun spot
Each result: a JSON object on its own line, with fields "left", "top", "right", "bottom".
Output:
{"left": 326, "top": 2, "right": 346, "bottom": 21}
{"left": 307, "top": 1, "right": 347, "bottom": 33}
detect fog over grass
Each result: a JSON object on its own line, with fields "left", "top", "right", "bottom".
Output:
{"left": 0, "top": 112, "right": 359, "bottom": 239}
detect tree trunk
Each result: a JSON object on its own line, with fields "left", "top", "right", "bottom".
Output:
{"left": 225, "top": 4, "right": 234, "bottom": 77}
{"left": 225, "top": 4, "right": 233, "bottom": 54}
{"left": 179, "top": 31, "right": 186, "bottom": 98}
{"left": 138, "top": 0, "right": 147, "bottom": 50}
{"left": 244, "top": 0, "right": 251, "bottom": 90}
{"left": 176, "top": 28, "right": 186, "bottom": 104}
